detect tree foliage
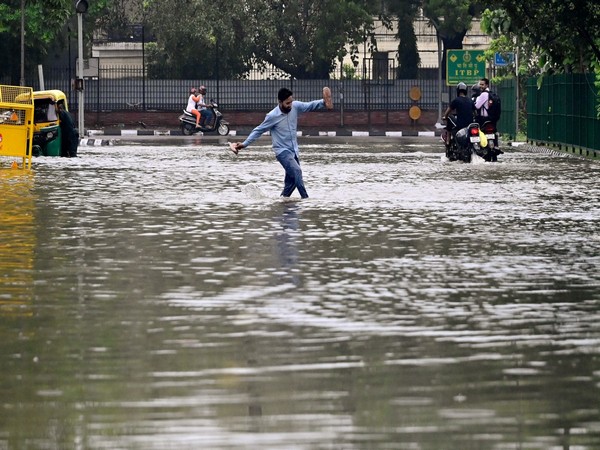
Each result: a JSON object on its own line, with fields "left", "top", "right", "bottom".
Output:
{"left": 422, "top": 0, "right": 481, "bottom": 79}
{"left": 0, "top": 0, "right": 110, "bottom": 83}
{"left": 383, "top": 0, "right": 421, "bottom": 79}
{"left": 481, "top": 0, "right": 599, "bottom": 75}
{"left": 94, "top": 0, "right": 146, "bottom": 39}
{"left": 142, "top": 0, "right": 255, "bottom": 79}
{"left": 423, "top": 0, "right": 475, "bottom": 42}
{"left": 244, "top": 0, "right": 376, "bottom": 79}
{"left": 0, "top": 0, "right": 378, "bottom": 81}
{"left": 1, "top": 0, "right": 71, "bottom": 82}
{"left": 140, "top": 0, "right": 379, "bottom": 79}
{"left": 481, "top": 0, "right": 600, "bottom": 118}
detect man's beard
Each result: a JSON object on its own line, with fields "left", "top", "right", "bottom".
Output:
{"left": 280, "top": 105, "right": 292, "bottom": 114}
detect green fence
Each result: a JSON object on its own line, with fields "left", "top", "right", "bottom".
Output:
{"left": 527, "top": 74, "right": 600, "bottom": 151}
{"left": 496, "top": 78, "right": 517, "bottom": 139}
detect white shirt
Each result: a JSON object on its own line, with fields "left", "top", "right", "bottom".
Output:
{"left": 475, "top": 90, "right": 489, "bottom": 117}
{"left": 198, "top": 94, "right": 208, "bottom": 110}
{"left": 186, "top": 94, "right": 197, "bottom": 113}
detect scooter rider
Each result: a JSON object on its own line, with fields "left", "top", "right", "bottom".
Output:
{"left": 442, "top": 82, "right": 474, "bottom": 144}
{"left": 186, "top": 87, "right": 202, "bottom": 128}
{"left": 197, "top": 85, "right": 213, "bottom": 128}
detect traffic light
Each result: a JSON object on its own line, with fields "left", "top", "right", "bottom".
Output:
{"left": 75, "top": 0, "right": 88, "bottom": 13}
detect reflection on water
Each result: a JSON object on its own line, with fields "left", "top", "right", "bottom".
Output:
{"left": 1, "top": 140, "right": 599, "bottom": 449}
{"left": 0, "top": 170, "right": 35, "bottom": 317}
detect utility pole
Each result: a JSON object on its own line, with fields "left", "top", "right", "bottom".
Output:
{"left": 75, "top": 0, "right": 89, "bottom": 138}
{"left": 20, "top": 0, "right": 25, "bottom": 86}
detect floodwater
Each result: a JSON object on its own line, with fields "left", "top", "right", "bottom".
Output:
{"left": 1, "top": 137, "right": 599, "bottom": 449}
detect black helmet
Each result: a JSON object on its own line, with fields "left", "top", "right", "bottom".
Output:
{"left": 199, "top": 85, "right": 207, "bottom": 94}
{"left": 456, "top": 82, "right": 467, "bottom": 95}
{"left": 471, "top": 83, "right": 481, "bottom": 97}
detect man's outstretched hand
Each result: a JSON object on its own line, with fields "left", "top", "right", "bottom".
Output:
{"left": 228, "top": 142, "right": 243, "bottom": 155}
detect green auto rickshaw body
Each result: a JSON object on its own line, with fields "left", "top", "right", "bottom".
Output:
{"left": 31, "top": 90, "right": 77, "bottom": 157}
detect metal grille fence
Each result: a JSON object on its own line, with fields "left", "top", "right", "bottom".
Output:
{"left": 25, "top": 65, "right": 440, "bottom": 113}
{"left": 527, "top": 74, "right": 600, "bottom": 151}
{"left": 496, "top": 78, "right": 516, "bottom": 138}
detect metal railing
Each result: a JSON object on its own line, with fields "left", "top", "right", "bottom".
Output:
{"left": 24, "top": 65, "right": 440, "bottom": 113}
{"left": 527, "top": 74, "right": 600, "bottom": 151}
{"left": 496, "top": 78, "right": 517, "bottom": 139}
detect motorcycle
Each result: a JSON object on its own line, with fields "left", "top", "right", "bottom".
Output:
{"left": 443, "top": 116, "right": 482, "bottom": 163}
{"left": 478, "top": 120, "right": 504, "bottom": 162}
{"left": 179, "top": 101, "right": 230, "bottom": 136}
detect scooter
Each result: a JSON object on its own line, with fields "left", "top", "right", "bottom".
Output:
{"left": 179, "top": 101, "right": 230, "bottom": 136}
{"left": 443, "top": 116, "right": 482, "bottom": 163}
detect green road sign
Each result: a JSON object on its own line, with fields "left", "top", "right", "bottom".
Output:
{"left": 446, "top": 50, "right": 486, "bottom": 86}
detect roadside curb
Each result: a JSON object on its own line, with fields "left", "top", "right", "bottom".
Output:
{"left": 517, "top": 142, "right": 599, "bottom": 160}
{"left": 84, "top": 128, "right": 443, "bottom": 140}
{"left": 79, "top": 138, "right": 116, "bottom": 146}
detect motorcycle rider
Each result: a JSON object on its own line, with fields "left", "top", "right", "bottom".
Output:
{"left": 471, "top": 83, "right": 481, "bottom": 103}
{"left": 442, "top": 82, "right": 474, "bottom": 144}
{"left": 197, "top": 85, "right": 213, "bottom": 128}
{"left": 474, "top": 77, "right": 491, "bottom": 127}
{"left": 474, "top": 77, "right": 502, "bottom": 154}
{"left": 186, "top": 87, "right": 202, "bottom": 128}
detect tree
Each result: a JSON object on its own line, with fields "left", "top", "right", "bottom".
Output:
{"left": 384, "top": 0, "right": 421, "bottom": 79}
{"left": 482, "top": 0, "right": 600, "bottom": 117}
{"left": 1, "top": 0, "right": 70, "bottom": 83}
{"left": 422, "top": 0, "right": 481, "bottom": 80}
{"left": 244, "top": 0, "right": 376, "bottom": 79}
{"left": 142, "top": 0, "right": 255, "bottom": 79}
{"left": 0, "top": 0, "right": 111, "bottom": 84}
{"left": 142, "top": 0, "right": 377, "bottom": 80}
{"left": 481, "top": 0, "right": 600, "bottom": 74}
{"left": 94, "top": 0, "right": 147, "bottom": 40}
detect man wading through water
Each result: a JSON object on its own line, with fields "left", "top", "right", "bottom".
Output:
{"left": 230, "top": 87, "right": 333, "bottom": 199}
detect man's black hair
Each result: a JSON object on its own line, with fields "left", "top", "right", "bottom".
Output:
{"left": 278, "top": 87, "right": 293, "bottom": 102}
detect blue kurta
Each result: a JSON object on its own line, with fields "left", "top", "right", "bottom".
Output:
{"left": 242, "top": 99, "right": 325, "bottom": 155}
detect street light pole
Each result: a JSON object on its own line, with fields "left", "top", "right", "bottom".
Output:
{"left": 20, "top": 0, "right": 25, "bottom": 86}
{"left": 436, "top": 32, "right": 443, "bottom": 127}
{"left": 75, "top": 0, "right": 88, "bottom": 138}
{"left": 429, "top": 17, "right": 444, "bottom": 129}
{"left": 77, "top": 11, "right": 84, "bottom": 138}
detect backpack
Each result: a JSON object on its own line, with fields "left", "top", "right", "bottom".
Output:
{"left": 486, "top": 90, "right": 501, "bottom": 122}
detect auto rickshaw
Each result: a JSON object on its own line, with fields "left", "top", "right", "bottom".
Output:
{"left": 0, "top": 84, "right": 34, "bottom": 169}
{"left": 31, "top": 90, "right": 78, "bottom": 157}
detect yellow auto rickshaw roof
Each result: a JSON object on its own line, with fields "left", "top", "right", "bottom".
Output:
{"left": 33, "top": 90, "right": 67, "bottom": 102}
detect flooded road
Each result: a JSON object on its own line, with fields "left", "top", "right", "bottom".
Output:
{"left": 1, "top": 137, "right": 600, "bottom": 449}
